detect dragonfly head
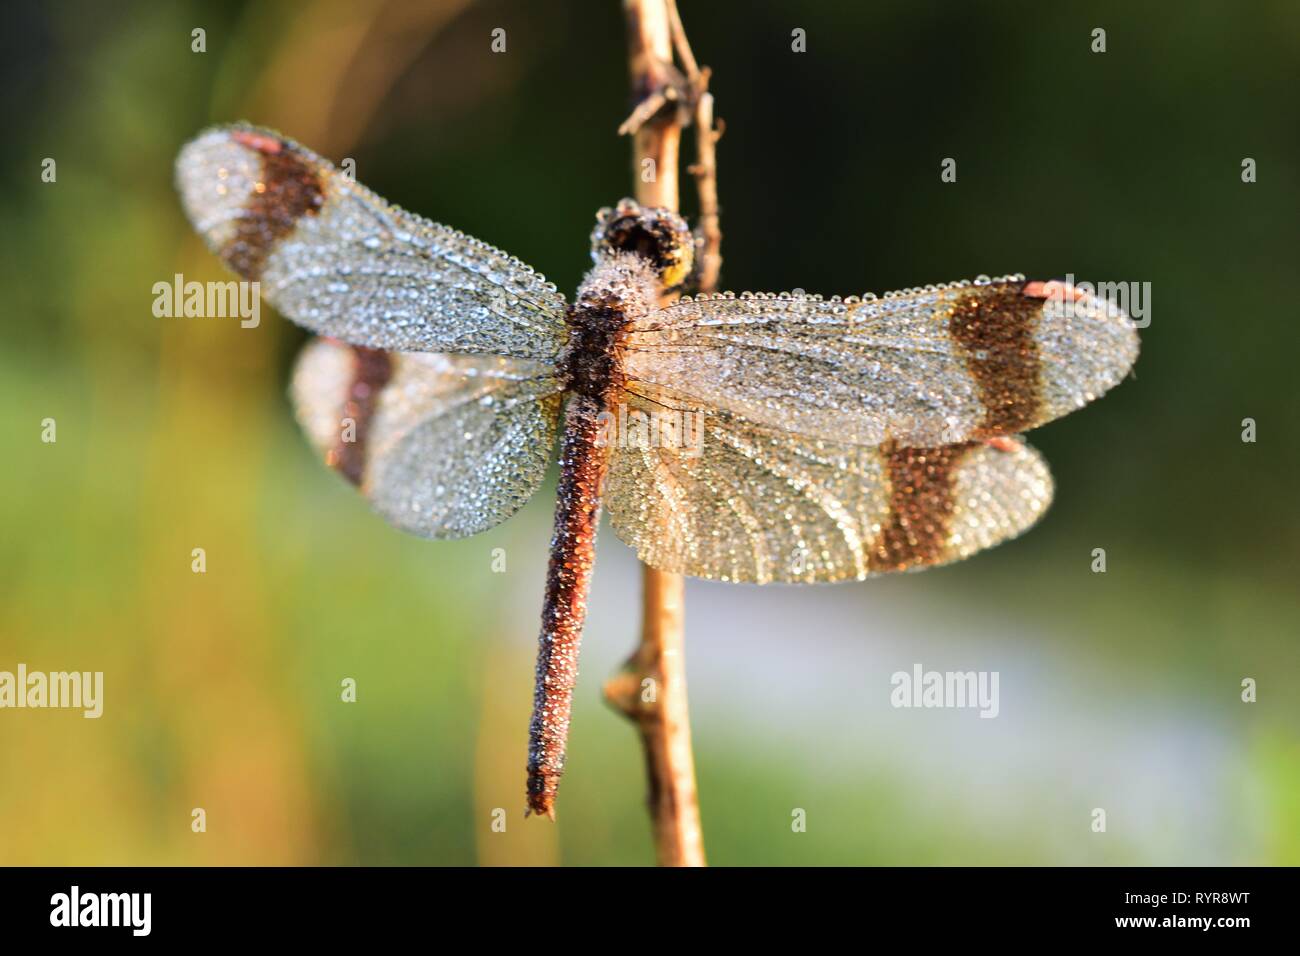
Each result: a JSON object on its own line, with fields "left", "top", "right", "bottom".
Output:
{"left": 591, "top": 199, "right": 694, "bottom": 288}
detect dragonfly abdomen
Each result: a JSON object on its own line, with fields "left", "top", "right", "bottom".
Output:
{"left": 527, "top": 393, "right": 610, "bottom": 817}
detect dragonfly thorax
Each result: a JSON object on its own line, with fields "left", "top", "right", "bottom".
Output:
{"left": 561, "top": 262, "right": 645, "bottom": 399}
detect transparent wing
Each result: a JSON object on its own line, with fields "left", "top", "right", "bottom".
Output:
{"left": 604, "top": 392, "right": 1053, "bottom": 584}
{"left": 176, "top": 124, "right": 568, "bottom": 363}
{"left": 622, "top": 278, "right": 1138, "bottom": 446}
{"left": 291, "top": 338, "right": 562, "bottom": 539}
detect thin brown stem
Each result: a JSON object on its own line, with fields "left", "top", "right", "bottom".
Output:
{"left": 601, "top": 0, "right": 712, "bottom": 868}
{"left": 687, "top": 79, "right": 722, "bottom": 292}
{"left": 664, "top": 0, "right": 700, "bottom": 78}
{"left": 668, "top": 0, "right": 722, "bottom": 289}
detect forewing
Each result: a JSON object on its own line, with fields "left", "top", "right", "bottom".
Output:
{"left": 176, "top": 124, "right": 567, "bottom": 363}
{"left": 623, "top": 279, "right": 1138, "bottom": 446}
{"left": 604, "top": 393, "right": 1053, "bottom": 584}
{"left": 291, "top": 338, "right": 562, "bottom": 539}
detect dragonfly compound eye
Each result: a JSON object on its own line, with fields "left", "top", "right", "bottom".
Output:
{"left": 591, "top": 198, "right": 694, "bottom": 288}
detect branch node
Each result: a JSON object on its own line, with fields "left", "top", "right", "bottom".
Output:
{"left": 617, "top": 61, "right": 692, "bottom": 137}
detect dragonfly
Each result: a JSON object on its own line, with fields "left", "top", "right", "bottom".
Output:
{"left": 176, "top": 124, "right": 1140, "bottom": 818}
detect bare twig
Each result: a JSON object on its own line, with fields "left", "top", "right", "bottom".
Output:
{"left": 602, "top": 0, "right": 715, "bottom": 868}
{"left": 666, "top": 0, "right": 722, "bottom": 288}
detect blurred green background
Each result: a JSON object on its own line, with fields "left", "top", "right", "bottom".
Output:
{"left": 2, "top": 0, "right": 1297, "bottom": 865}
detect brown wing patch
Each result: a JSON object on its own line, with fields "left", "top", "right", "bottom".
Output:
{"left": 868, "top": 442, "right": 974, "bottom": 572}
{"left": 330, "top": 345, "right": 394, "bottom": 486}
{"left": 948, "top": 283, "right": 1043, "bottom": 437}
{"left": 220, "top": 131, "right": 325, "bottom": 280}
